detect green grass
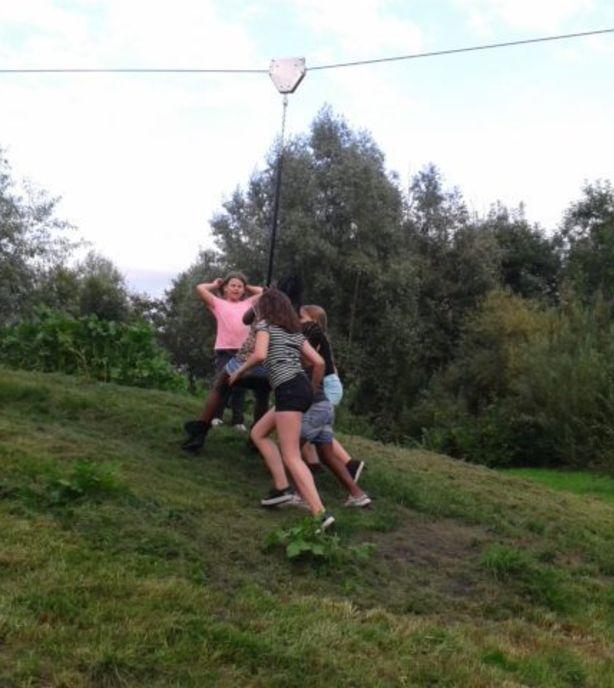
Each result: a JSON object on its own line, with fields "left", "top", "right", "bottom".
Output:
{"left": 1, "top": 367, "right": 613, "bottom": 687}
{"left": 504, "top": 468, "right": 614, "bottom": 504}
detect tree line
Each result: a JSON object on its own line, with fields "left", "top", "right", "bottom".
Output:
{"left": 2, "top": 107, "right": 613, "bottom": 471}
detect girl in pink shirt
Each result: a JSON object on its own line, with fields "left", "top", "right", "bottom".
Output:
{"left": 196, "top": 273, "right": 263, "bottom": 429}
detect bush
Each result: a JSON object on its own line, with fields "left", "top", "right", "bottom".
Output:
{"left": 265, "top": 517, "right": 375, "bottom": 567}
{"left": 410, "top": 292, "right": 614, "bottom": 471}
{"left": 0, "top": 309, "right": 186, "bottom": 392}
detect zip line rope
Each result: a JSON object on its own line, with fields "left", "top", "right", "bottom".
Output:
{"left": 0, "top": 28, "right": 612, "bottom": 75}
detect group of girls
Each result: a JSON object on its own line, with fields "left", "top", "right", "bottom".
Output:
{"left": 182, "top": 272, "right": 370, "bottom": 531}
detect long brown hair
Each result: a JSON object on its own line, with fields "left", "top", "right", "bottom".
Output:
{"left": 300, "top": 304, "right": 328, "bottom": 332}
{"left": 258, "top": 288, "right": 301, "bottom": 333}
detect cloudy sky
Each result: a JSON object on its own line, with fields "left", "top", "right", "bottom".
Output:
{"left": 1, "top": 0, "right": 613, "bottom": 295}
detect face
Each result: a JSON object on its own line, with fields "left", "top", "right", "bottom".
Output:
{"left": 223, "top": 277, "right": 246, "bottom": 301}
{"left": 299, "top": 307, "right": 312, "bottom": 323}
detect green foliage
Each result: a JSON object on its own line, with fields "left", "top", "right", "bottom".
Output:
{"left": 0, "top": 308, "right": 186, "bottom": 391}
{"left": 558, "top": 179, "right": 614, "bottom": 302}
{"left": 413, "top": 291, "right": 614, "bottom": 470}
{"left": 45, "top": 459, "right": 125, "bottom": 506}
{"left": 265, "top": 516, "right": 375, "bottom": 566}
{"left": 1, "top": 457, "right": 127, "bottom": 510}
{"left": 0, "top": 148, "right": 77, "bottom": 326}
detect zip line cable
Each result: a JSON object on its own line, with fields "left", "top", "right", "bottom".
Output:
{"left": 0, "top": 28, "right": 612, "bottom": 75}
{"left": 309, "top": 28, "right": 614, "bottom": 71}
{"left": 0, "top": 67, "right": 267, "bottom": 74}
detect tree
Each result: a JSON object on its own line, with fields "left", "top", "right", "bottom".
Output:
{"left": 0, "top": 148, "right": 76, "bottom": 324}
{"left": 161, "top": 250, "right": 224, "bottom": 390}
{"left": 75, "top": 252, "right": 130, "bottom": 321}
{"left": 403, "top": 165, "right": 501, "bottom": 382}
{"left": 479, "top": 203, "right": 560, "bottom": 302}
{"left": 557, "top": 180, "right": 614, "bottom": 302}
{"left": 210, "top": 107, "right": 414, "bottom": 425}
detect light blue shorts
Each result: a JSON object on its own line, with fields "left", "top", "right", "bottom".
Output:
{"left": 301, "top": 400, "right": 334, "bottom": 445}
{"left": 224, "top": 356, "right": 267, "bottom": 378}
{"left": 323, "top": 373, "right": 343, "bottom": 406}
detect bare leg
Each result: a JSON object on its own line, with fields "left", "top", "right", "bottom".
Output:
{"left": 199, "top": 371, "right": 231, "bottom": 423}
{"left": 332, "top": 438, "right": 351, "bottom": 465}
{"left": 251, "top": 409, "right": 289, "bottom": 490}
{"left": 317, "top": 443, "right": 364, "bottom": 498}
{"left": 301, "top": 442, "right": 320, "bottom": 466}
{"left": 276, "top": 411, "right": 325, "bottom": 516}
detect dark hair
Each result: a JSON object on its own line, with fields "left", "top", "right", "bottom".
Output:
{"left": 300, "top": 304, "right": 327, "bottom": 331}
{"left": 258, "top": 288, "right": 301, "bottom": 333}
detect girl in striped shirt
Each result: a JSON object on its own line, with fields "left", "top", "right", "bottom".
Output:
{"left": 228, "top": 288, "right": 334, "bottom": 530}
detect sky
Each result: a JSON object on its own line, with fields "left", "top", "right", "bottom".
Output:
{"left": 1, "top": 0, "right": 613, "bottom": 296}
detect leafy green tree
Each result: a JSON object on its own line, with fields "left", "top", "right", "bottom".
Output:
{"left": 403, "top": 165, "right": 501, "bottom": 385}
{"left": 75, "top": 252, "right": 130, "bottom": 321}
{"left": 0, "top": 149, "right": 76, "bottom": 324}
{"left": 211, "top": 107, "right": 413, "bottom": 425}
{"left": 557, "top": 180, "right": 614, "bottom": 302}
{"left": 480, "top": 203, "right": 560, "bottom": 301}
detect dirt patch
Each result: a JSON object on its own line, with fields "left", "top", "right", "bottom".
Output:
{"left": 371, "top": 512, "right": 496, "bottom": 602}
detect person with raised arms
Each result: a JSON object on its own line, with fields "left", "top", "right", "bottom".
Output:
{"left": 196, "top": 272, "right": 263, "bottom": 431}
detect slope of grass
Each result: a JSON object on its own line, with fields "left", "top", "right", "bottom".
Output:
{"left": 0, "top": 367, "right": 613, "bottom": 687}
{"left": 503, "top": 468, "right": 614, "bottom": 505}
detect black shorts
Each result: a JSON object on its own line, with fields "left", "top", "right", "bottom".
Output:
{"left": 274, "top": 373, "right": 313, "bottom": 413}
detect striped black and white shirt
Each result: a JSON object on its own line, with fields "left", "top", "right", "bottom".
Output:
{"left": 256, "top": 320, "right": 306, "bottom": 389}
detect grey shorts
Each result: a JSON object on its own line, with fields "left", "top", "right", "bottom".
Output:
{"left": 301, "top": 400, "right": 334, "bottom": 445}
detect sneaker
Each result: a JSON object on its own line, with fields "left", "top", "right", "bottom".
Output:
{"left": 315, "top": 511, "right": 336, "bottom": 533}
{"left": 260, "top": 487, "right": 295, "bottom": 507}
{"left": 211, "top": 418, "right": 224, "bottom": 428}
{"left": 347, "top": 459, "right": 365, "bottom": 484}
{"left": 286, "top": 493, "right": 310, "bottom": 510}
{"left": 233, "top": 423, "right": 247, "bottom": 432}
{"left": 344, "top": 493, "right": 372, "bottom": 508}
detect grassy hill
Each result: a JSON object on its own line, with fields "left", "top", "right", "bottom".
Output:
{"left": 0, "top": 367, "right": 612, "bottom": 688}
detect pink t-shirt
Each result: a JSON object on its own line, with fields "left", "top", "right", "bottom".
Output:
{"left": 209, "top": 295, "right": 253, "bottom": 350}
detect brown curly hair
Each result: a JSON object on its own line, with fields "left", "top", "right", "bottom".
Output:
{"left": 258, "top": 288, "right": 301, "bottom": 333}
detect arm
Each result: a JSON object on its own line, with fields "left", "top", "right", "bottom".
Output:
{"left": 196, "top": 278, "right": 223, "bottom": 310}
{"left": 228, "top": 330, "right": 269, "bottom": 386}
{"left": 301, "top": 340, "right": 325, "bottom": 394}
{"left": 246, "top": 284, "right": 264, "bottom": 301}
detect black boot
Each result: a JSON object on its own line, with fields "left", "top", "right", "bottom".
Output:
{"left": 181, "top": 420, "right": 209, "bottom": 453}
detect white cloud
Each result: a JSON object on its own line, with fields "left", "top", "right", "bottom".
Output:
{"left": 1, "top": 0, "right": 612, "bottom": 294}
{"left": 292, "top": 0, "right": 423, "bottom": 59}
{"left": 453, "top": 0, "right": 596, "bottom": 34}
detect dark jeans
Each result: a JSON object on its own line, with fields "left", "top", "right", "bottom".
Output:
{"left": 214, "top": 350, "right": 244, "bottom": 424}
{"left": 213, "top": 350, "right": 270, "bottom": 426}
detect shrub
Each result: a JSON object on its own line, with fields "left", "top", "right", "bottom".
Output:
{"left": 0, "top": 309, "right": 186, "bottom": 392}
{"left": 265, "top": 517, "right": 375, "bottom": 567}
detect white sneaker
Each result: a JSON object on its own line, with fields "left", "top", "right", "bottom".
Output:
{"left": 211, "top": 418, "right": 224, "bottom": 428}
{"left": 286, "top": 493, "right": 310, "bottom": 510}
{"left": 233, "top": 423, "right": 247, "bottom": 432}
{"left": 344, "top": 493, "right": 372, "bottom": 508}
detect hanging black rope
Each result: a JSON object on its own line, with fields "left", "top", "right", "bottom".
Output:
{"left": 266, "top": 95, "right": 288, "bottom": 286}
